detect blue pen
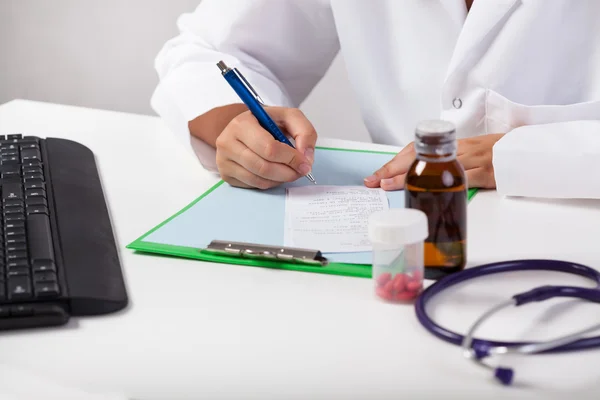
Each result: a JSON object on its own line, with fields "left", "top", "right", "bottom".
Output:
{"left": 217, "top": 60, "right": 316, "bottom": 184}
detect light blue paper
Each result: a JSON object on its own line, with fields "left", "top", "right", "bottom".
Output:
{"left": 143, "top": 148, "right": 405, "bottom": 264}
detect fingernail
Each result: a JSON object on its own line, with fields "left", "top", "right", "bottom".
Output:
{"left": 364, "top": 175, "right": 378, "bottom": 183}
{"left": 299, "top": 163, "right": 311, "bottom": 175}
{"left": 381, "top": 178, "right": 394, "bottom": 186}
{"left": 304, "top": 148, "right": 314, "bottom": 162}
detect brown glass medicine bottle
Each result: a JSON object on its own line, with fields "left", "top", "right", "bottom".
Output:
{"left": 404, "top": 120, "right": 467, "bottom": 280}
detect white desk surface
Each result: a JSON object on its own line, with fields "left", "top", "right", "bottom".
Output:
{"left": 1, "top": 99, "right": 600, "bottom": 400}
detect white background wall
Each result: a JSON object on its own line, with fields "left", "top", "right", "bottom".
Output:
{"left": 0, "top": 0, "right": 371, "bottom": 142}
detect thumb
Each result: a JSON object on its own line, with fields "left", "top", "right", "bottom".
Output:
{"left": 267, "top": 107, "right": 317, "bottom": 164}
{"left": 364, "top": 143, "right": 416, "bottom": 187}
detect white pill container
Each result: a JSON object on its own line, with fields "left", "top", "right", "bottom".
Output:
{"left": 368, "top": 209, "right": 429, "bottom": 302}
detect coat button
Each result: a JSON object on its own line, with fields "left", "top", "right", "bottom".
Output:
{"left": 452, "top": 97, "right": 462, "bottom": 109}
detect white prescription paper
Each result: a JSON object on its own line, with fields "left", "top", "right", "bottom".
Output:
{"left": 283, "top": 185, "right": 389, "bottom": 253}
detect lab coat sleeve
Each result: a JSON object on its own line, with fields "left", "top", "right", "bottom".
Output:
{"left": 150, "top": 0, "right": 340, "bottom": 171}
{"left": 492, "top": 120, "right": 600, "bottom": 199}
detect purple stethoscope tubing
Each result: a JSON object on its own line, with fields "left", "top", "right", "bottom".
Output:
{"left": 414, "top": 259, "right": 600, "bottom": 384}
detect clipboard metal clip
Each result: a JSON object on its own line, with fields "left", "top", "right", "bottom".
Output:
{"left": 203, "top": 240, "right": 328, "bottom": 266}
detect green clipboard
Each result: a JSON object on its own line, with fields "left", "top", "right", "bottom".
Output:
{"left": 127, "top": 146, "right": 477, "bottom": 278}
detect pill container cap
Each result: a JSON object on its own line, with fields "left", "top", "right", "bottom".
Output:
{"left": 368, "top": 209, "right": 429, "bottom": 245}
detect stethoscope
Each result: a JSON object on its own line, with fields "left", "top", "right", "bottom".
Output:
{"left": 414, "top": 259, "right": 600, "bottom": 386}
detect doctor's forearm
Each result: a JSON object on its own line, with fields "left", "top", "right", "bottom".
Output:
{"left": 187, "top": 103, "right": 248, "bottom": 148}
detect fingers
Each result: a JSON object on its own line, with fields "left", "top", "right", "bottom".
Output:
{"left": 457, "top": 152, "right": 486, "bottom": 170}
{"left": 268, "top": 107, "right": 318, "bottom": 161}
{"left": 226, "top": 138, "right": 301, "bottom": 182}
{"left": 380, "top": 174, "right": 407, "bottom": 190}
{"left": 219, "top": 159, "right": 281, "bottom": 190}
{"left": 361, "top": 136, "right": 498, "bottom": 192}
{"left": 465, "top": 167, "right": 496, "bottom": 189}
{"left": 364, "top": 143, "right": 415, "bottom": 188}
{"left": 215, "top": 108, "right": 315, "bottom": 190}
{"left": 456, "top": 137, "right": 479, "bottom": 157}
{"left": 233, "top": 112, "right": 313, "bottom": 176}
{"left": 458, "top": 142, "right": 493, "bottom": 178}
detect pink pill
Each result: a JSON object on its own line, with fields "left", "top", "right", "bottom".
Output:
{"left": 406, "top": 280, "right": 422, "bottom": 293}
{"left": 375, "top": 272, "right": 392, "bottom": 287}
{"left": 392, "top": 274, "right": 407, "bottom": 292}
{"left": 383, "top": 280, "right": 395, "bottom": 294}
{"left": 410, "top": 270, "right": 423, "bottom": 283}
{"left": 376, "top": 287, "right": 393, "bottom": 301}
{"left": 393, "top": 290, "right": 418, "bottom": 301}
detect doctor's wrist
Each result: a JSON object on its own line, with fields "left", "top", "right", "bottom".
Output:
{"left": 188, "top": 103, "right": 248, "bottom": 148}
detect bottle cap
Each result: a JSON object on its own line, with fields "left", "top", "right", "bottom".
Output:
{"left": 414, "top": 120, "right": 456, "bottom": 155}
{"left": 368, "top": 209, "right": 429, "bottom": 245}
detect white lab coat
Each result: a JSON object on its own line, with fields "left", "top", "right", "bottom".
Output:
{"left": 151, "top": 0, "right": 600, "bottom": 199}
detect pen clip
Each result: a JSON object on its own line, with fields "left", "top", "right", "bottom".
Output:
{"left": 233, "top": 68, "right": 267, "bottom": 105}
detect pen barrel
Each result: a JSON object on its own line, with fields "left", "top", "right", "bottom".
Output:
{"left": 222, "top": 70, "right": 293, "bottom": 147}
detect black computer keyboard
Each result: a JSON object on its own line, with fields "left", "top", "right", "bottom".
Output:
{"left": 0, "top": 134, "right": 127, "bottom": 330}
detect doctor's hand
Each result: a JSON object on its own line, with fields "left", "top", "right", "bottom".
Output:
{"left": 364, "top": 133, "right": 505, "bottom": 190}
{"left": 215, "top": 107, "right": 317, "bottom": 189}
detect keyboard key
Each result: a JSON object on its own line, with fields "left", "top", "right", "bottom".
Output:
{"left": 7, "top": 276, "right": 32, "bottom": 300}
{"left": 22, "top": 160, "right": 42, "bottom": 169}
{"left": 7, "top": 259, "right": 28, "bottom": 269}
{"left": 21, "top": 149, "right": 41, "bottom": 161}
{"left": 1, "top": 156, "right": 19, "bottom": 164}
{"left": 6, "top": 134, "right": 21, "bottom": 140}
{"left": 0, "top": 144, "right": 18, "bottom": 151}
{"left": 22, "top": 166, "right": 43, "bottom": 175}
{"left": 34, "top": 271, "right": 57, "bottom": 283}
{"left": 25, "top": 188, "right": 46, "bottom": 199}
{"left": 6, "top": 251, "right": 27, "bottom": 261}
{"left": 7, "top": 267, "right": 29, "bottom": 277}
{"left": 0, "top": 306, "right": 8, "bottom": 317}
{"left": 20, "top": 144, "right": 38, "bottom": 150}
{"left": 25, "top": 181, "right": 45, "bottom": 190}
{"left": 25, "top": 197, "right": 47, "bottom": 207}
{"left": 27, "top": 205, "right": 49, "bottom": 215}
{"left": 0, "top": 177, "right": 22, "bottom": 186}
{"left": 6, "top": 235, "right": 26, "bottom": 245}
{"left": 35, "top": 282, "right": 60, "bottom": 298}
{"left": 18, "top": 137, "right": 39, "bottom": 145}
{"left": 1, "top": 170, "right": 21, "bottom": 179}
{"left": 33, "top": 261, "right": 56, "bottom": 273}
{"left": 2, "top": 182, "right": 23, "bottom": 201}
{"left": 27, "top": 214, "right": 55, "bottom": 262}
{"left": 3, "top": 198, "right": 23, "bottom": 207}
{"left": 6, "top": 242, "right": 26, "bottom": 251}
{"left": 24, "top": 174, "right": 44, "bottom": 182}
{"left": 4, "top": 206, "right": 24, "bottom": 215}
{"left": 0, "top": 163, "right": 20, "bottom": 173}
{"left": 0, "top": 285, "right": 4, "bottom": 301}
{"left": 5, "top": 215, "right": 25, "bottom": 222}
{"left": 10, "top": 305, "right": 33, "bottom": 317}
{"left": 0, "top": 150, "right": 19, "bottom": 157}
{"left": 5, "top": 228, "right": 26, "bottom": 237}
{"left": 5, "top": 221, "right": 25, "bottom": 230}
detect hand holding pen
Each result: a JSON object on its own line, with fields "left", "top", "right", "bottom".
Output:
{"left": 215, "top": 61, "right": 317, "bottom": 189}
